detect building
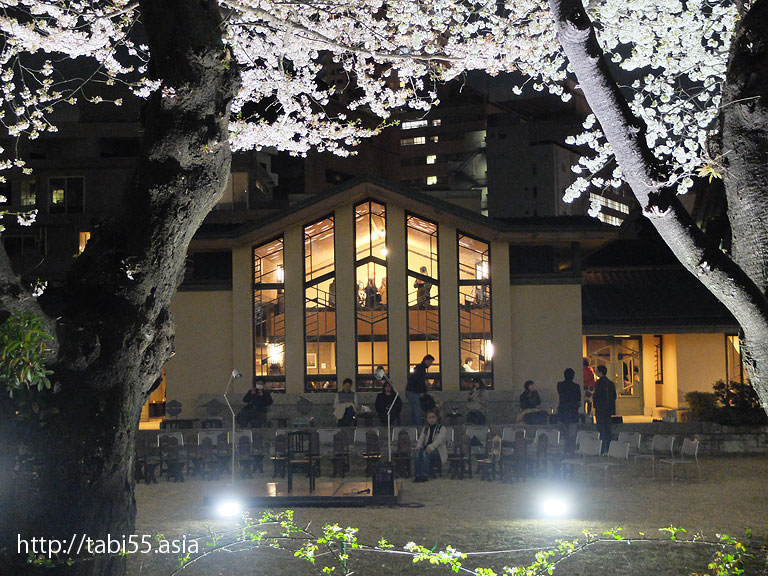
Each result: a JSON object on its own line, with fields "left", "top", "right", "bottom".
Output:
{"left": 161, "top": 179, "right": 745, "bottom": 425}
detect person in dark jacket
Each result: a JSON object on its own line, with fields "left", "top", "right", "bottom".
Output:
{"left": 406, "top": 354, "right": 434, "bottom": 425}
{"left": 557, "top": 368, "right": 581, "bottom": 455}
{"left": 239, "top": 382, "right": 273, "bottom": 428}
{"left": 593, "top": 365, "right": 617, "bottom": 454}
{"left": 375, "top": 380, "right": 402, "bottom": 425}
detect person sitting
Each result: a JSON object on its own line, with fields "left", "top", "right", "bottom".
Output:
{"left": 413, "top": 409, "right": 448, "bottom": 482}
{"left": 462, "top": 357, "right": 477, "bottom": 372}
{"left": 375, "top": 377, "right": 402, "bottom": 425}
{"left": 517, "top": 380, "right": 547, "bottom": 424}
{"left": 465, "top": 377, "right": 486, "bottom": 424}
{"left": 333, "top": 378, "right": 358, "bottom": 426}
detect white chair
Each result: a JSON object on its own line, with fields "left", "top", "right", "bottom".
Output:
{"left": 657, "top": 438, "right": 700, "bottom": 484}
{"left": 464, "top": 425, "right": 489, "bottom": 444}
{"left": 617, "top": 431, "right": 642, "bottom": 455}
{"left": 561, "top": 437, "right": 602, "bottom": 479}
{"left": 587, "top": 440, "right": 630, "bottom": 487}
{"left": 635, "top": 434, "right": 675, "bottom": 475}
{"left": 534, "top": 428, "right": 561, "bottom": 449}
{"left": 575, "top": 429, "right": 599, "bottom": 451}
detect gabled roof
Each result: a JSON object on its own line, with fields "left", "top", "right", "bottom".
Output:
{"left": 192, "top": 177, "right": 616, "bottom": 250}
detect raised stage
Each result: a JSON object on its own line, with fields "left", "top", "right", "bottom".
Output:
{"left": 205, "top": 479, "right": 402, "bottom": 508}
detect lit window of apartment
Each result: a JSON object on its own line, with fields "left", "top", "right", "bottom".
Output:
{"left": 430, "top": 135, "right": 439, "bottom": 143}
{"left": 426, "top": 155, "right": 436, "bottom": 165}
{"left": 597, "top": 213, "right": 622, "bottom": 226}
{"left": 48, "top": 177, "right": 85, "bottom": 214}
{"left": 589, "top": 193, "right": 630, "bottom": 214}
{"left": 78, "top": 231, "right": 91, "bottom": 253}
{"left": 426, "top": 176, "right": 437, "bottom": 186}
{"left": 402, "top": 120, "right": 428, "bottom": 130}
{"left": 21, "top": 181, "right": 37, "bottom": 207}
{"left": 400, "top": 136, "right": 426, "bottom": 146}
{"left": 431, "top": 119, "right": 442, "bottom": 127}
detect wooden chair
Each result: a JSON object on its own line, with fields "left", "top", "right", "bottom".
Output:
{"left": 503, "top": 431, "right": 528, "bottom": 482}
{"left": 476, "top": 434, "right": 502, "bottom": 481}
{"left": 533, "top": 433, "right": 548, "bottom": 476}
{"left": 199, "top": 436, "right": 220, "bottom": 481}
{"left": 392, "top": 429, "right": 412, "bottom": 478}
{"left": 237, "top": 435, "right": 254, "bottom": 478}
{"left": 271, "top": 433, "right": 287, "bottom": 478}
{"left": 362, "top": 430, "right": 382, "bottom": 476}
{"left": 447, "top": 434, "right": 471, "bottom": 479}
{"left": 330, "top": 431, "right": 351, "bottom": 477}
{"left": 251, "top": 431, "right": 265, "bottom": 473}
{"left": 286, "top": 430, "right": 316, "bottom": 493}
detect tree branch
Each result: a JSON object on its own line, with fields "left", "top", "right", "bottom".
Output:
{"left": 548, "top": 0, "right": 768, "bottom": 371}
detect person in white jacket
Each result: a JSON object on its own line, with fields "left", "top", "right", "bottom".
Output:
{"left": 413, "top": 409, "right": 448, "bottom": 482}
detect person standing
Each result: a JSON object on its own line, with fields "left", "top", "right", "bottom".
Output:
{"left": 239, "top": 382, "right": 273, "bottom": 428}
{"left": 375, "top": 379, "right": 402, "bottom": 425}
{"left": 593, "top": 365, "right": 617, "bottom": 454}
{"left": 583, "top": 357, "right": 596, "bottom": 418}
{"left": 557, "top": 368, "right": 581, "bottom": 456}
{"left": 364, "top": 277, "right": 378, "bottom": 309}
{"left": 414, "top": 266, "right": 432, "bottom": 309}
{"left": 406, "top": 354, "right": 434, "bottom": 425}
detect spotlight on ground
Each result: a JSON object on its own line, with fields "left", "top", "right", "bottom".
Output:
{"left": 215, "top": 498, "right": 243, "bottom": 518}
{"left": 540, "top": 497, "right": 568, "bottom": 517}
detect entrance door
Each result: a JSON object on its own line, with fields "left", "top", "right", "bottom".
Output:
{"left": 586, "top": 336, "right": 644, "bottom": 416}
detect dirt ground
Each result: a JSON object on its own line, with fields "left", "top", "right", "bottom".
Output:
{"left": 129, "top": 455, "right": 768, "bottom": 576}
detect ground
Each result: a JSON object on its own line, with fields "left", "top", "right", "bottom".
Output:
{"left": 129, "top": 455, "right": 768, "bottom": 575}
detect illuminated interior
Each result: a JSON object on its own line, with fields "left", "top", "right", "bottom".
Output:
{"left": 407, "top": 213, "right": 441, "bottom": 389}
{"left": 304, "top": 217, "right": 337, "bottom": 391}
{"left": 355, "top": 202, "right": 389, "bottom": 390}
{"left": 253, "top": 238, "right": 286, "bottom": 390}
{"left": 458, "top": 233, "right": 493, "bottom": 389}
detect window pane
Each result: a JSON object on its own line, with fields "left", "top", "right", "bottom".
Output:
{"left": 407, "top": 214, "right": 440, "bottom": 385}
{"left": 305, "top": 217, "right": 337, "bottom": 391}
{"left": 458, "top": 233, "right": 492, "bottom": 389}
{"left": 254, "top": 238, "right": 285, "bottom": 391}
{"left": 355, "top": 201, "right": 388, "bottom": 388}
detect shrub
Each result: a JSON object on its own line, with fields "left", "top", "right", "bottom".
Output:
{"left": 684, "top": 391, "right": 719, "bottom": 422}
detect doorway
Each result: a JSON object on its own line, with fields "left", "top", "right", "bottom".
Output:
{"left": 586, "top": 336, "right": 644, "bottom": 415}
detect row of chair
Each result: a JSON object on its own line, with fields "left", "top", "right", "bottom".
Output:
{"left": 562, "top": 432, "right": 701, "bottom": 485}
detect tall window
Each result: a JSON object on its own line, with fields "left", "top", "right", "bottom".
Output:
{"left": 407, "top": 214, "right": 440, "bottom": 390}
{"left": 458, "top": 233, "right": 493, "bottom": 389}
{"left": 48, "top": 177, "right": 84, "bottom": 214}
{"left": 253, "top": 238, "right": 285, "bottom": 391}
{"left": 304, "top": 217, "right": 337, "bottom": 392}
{"left": 355, "top": 201, "right": 388, "bottom": 390}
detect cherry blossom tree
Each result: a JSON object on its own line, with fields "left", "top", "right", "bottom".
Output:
{"left": 0, "top": 0, "right": 766, "bottom": 574}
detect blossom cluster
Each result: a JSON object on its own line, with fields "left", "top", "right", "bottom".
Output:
{"left": 0, "top": 0, "right": 738, "bottom": 213}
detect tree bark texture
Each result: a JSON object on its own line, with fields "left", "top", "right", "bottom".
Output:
{"left": 548, "top": 0, "right": 768, "bottom": 413}
{"left": 0, "top": 1, "right": 238, "bottom": 574}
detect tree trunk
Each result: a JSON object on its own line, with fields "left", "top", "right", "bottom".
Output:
{"left": 548, "top": 0, "right": 768, "bottom": 414}
{"left": 720, "top": 0, "right": 768, "bottom": 396}
{"left": 0, "top": 1, "right": 238, "bottom": 574}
